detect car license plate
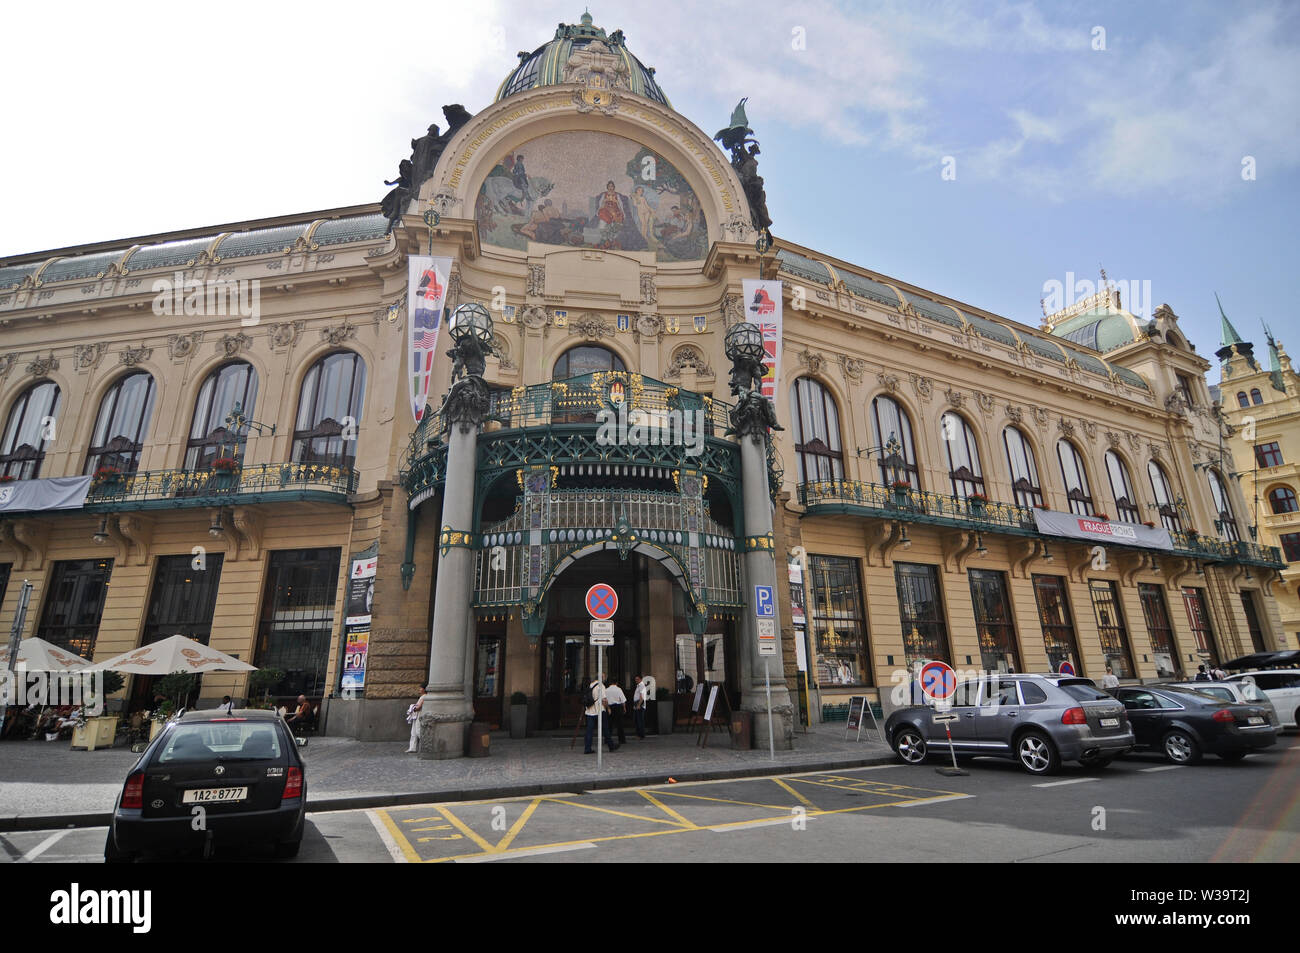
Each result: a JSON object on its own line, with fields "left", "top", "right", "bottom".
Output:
{"left": 182, "top": 787, "right": 248, "bottom": 804}
{"left": 1247, "top": 716, "right": 1264, "bottom": 725}
{"left": 1100, "top": 717, "right": 1119, "bottom": 728}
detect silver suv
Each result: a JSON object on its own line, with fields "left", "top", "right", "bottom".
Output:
{"left": 885, "top": 673, "right": 1135, "bottom": 775}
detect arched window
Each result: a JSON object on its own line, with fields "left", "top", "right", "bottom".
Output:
{"left": 1206, "top": 469, "right": 1240, "bottom": 542}
{"left": 551, "top": 346, "right": 624, "bottom": 424}
{"left": 1236, "top": 392, "right": 1249, "bottom": 409}
{"left": 552, "top": 345, "right": 625, "bottom": 379}
{"left": 0, "top": 381, "right": 61, "bottom": 480}
{"left": 1003, "top": 427, "right": 1043, "bottom": 508}
{"left": 1250, "top": 388, "right": 1263, "bottom": 405}
{"left": 84, "top": 373, "right": 156, "bottom": 475}
{"left": 1104, "top": 451, "right": 1140, "bottom": 523}
{"left": 185, "top": 362, "right": 258, "bottom": 471}
{"left": 868, "top": 395, "right": 919, "bottom": 488}
{"left": 1147, "top": 461, "right": 1182, "bottom": 532}
{"left": 1270, "top": 486, "right": 1299, "bottom": 514}
{"left": 1057, "top": 439, "right": 1094, "bottom": 516}
{"left": 940, "top": 412, "right": 984, "bottom": 499}
{"left": 292, "top": 352, "right": 367, "bottom": 469}
{"left": 789, "top": 378, "right": 843, "bottom": 483}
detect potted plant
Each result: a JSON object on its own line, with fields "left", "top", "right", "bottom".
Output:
{"left": 890, "top": 480, "right": 912, "bottom": 505}
{"left": 655, "top": 686, "right": 673, "bottom": 734}
{"left": 248, "top": 667, "right": 285, "bottom": 708}
{"left": 966, "top": 491, "right": 988, "bottom": 515}
{"left": 0, "top": 474, "right": 15, "bottom": 484}
{"left": 210, "top": 456, "right": 240, "bottom": 490}
{"left": 1094, "top": 512, "right": 1110, "bottom": 521}
{"left": 71, "top": 670, "right": 126, "bottom": 751}
{"left": 509, "top": 691, "right": 528, "bottom": 739}
{"left": 157, "top": 671, "right": 198, "bottom": 713}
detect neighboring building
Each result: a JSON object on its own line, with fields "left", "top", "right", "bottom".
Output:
{"left": 1215, "top": 300, "right": 1300, "bottom": 648}
{"left": 0, "top": 14, "right": 1286, "bottom": 745}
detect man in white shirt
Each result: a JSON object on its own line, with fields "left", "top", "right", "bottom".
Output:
{"left": 584, "top": 674, "right": 618, "bottom": 754}
{"left": 606, "top": 678, "right": 628, "bottom": 745}
{"left": 632, "top": 675, "right": 649, "bottom": 739}
{"left": 1100, "top": 666, "right": 1120, "bottom": 691}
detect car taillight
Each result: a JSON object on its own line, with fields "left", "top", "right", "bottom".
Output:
{"left": 1061, "top": 707, "right": 1087, "bottom": 725}
{"left": 283, "top": 766, "right": 303, "bottom": 800}
{"left": 122, "top": 773, "right": 144, "bottom": 809}
{"left": 1212, "top": 709, "right": 1235, "bottom": 723}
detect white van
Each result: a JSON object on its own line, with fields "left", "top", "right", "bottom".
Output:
{"left": 1227, "top": 672, "right": 1300, "bottom": 728}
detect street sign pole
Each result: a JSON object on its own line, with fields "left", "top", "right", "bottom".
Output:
{"left": 597, "top": 643, "right": 603, "bottom": 771}
{"left": 764, "top": 658, "right": 774, "bottom": 761}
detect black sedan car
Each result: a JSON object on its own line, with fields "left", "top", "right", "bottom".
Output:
{"left": 1113, "top": 685, "right": 1278, "bottom": 764}
{"left": 105, "top": 710, "right": 306, "bottom": 862}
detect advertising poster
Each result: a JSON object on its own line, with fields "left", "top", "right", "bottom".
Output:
{"left": 742, "top": 279, "right": 783, "bottom": 402}
{"left": 341, "top": 628, "right": 369, "bottom": 692}
{"left": 408, "top": 255, "right": 454, "bottom": 423}
{"left": 345, "top": 555, "right": 377, "bottom": 626}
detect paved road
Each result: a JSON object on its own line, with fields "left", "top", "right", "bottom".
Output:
{"left": 6, "top": 741, "right": 1297, "bottom": 863}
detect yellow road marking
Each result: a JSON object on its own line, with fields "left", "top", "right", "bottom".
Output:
{"left": 401, "top": 816, "right": 445, "bottom": 824}
{"left": 417, "top": 834, "right": 464, "bottom": 842}
{"left": 410, "top": 824, "right": 454, "bottom": 832}
{"left": 543, "top": 796, "right": 686, "bottom": 827}
{"left": 637, "top": 789, "right": 701, "bottom": 828}
{"left": 435, "top": 805, "right": 497, "bottom": 853}
{"left": 649, "top": 789, "right": 797, "bottom": 811}
{"left": 374, "top": 809, "right": 422, "bottom": 863}
{"left": 771, "top": 778, "right": 816, "bottom": 807}
{"left": 494, "top": 797, "right": 543, "bottom": 852}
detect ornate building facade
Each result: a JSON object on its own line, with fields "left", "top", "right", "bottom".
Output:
{"left": 0, "top": 14, "right": 1286, "bottom": 748}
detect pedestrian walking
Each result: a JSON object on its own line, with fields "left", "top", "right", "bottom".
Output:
{"left": 1211, "top": 666, "right": 1228, "bottom": 681}
{"left": 406, "top": 685, "right": 426, "bottom": 753}
{"left": 584, "top": 673, "right": 617, "bottom": 754}
{"left": 1100, "top": 666, "right": 1119, "bottom": 691}
{"left": 632, "top": 675, "right": 649, "bottom": 739}
{"left": 606, "top": 677, "right": 628, "bottom": 745}
{"left": 1194, "top": 664, "right": 1210, "bottom": 682}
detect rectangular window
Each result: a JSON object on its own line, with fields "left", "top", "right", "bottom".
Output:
{"left": 253, "top": 549, "right": 342, "bottom": 701}
{"left": 1138, "top": 583, "right": 1179, "bottom": 678}
{"left": 968, "top": 569, "right": 1020, "bottom": 674}
{"left": 1254, "top": 442, "right": 1283, "bottom": 468}
{"left": 807, "top": 555, "right": 871, "bottom": 687}
{"left": 1282, "top": 533, "right": 1300, "bottom": 563}
{"left": 1181, "top": 586, "right": 1220, "bottom": 668}
{"left": 1240, "top": 591, "right": 1267, "bottom": 654}
{"left": 35, "top": 559, "right": 114, "bottom": 660}
{"left": 895, "top": 562, "right": 950, "bottom": 668}
{"left": 1089, "top": 580, "right": 1135, "bottom": 678}
{"left": 1176, "top": 373, "right": 1196, "bottom": 409}
{"left": 140, "top": 554, "right": 225, "bottom": 646}
{"left": 1032, "top": 575, "right": 1080, "bottom": 674}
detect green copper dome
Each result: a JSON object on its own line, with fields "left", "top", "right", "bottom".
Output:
{"left": 1049, "top": 307, "right": 1140, "bottom": 353}
{"left": 494, "top": 13, "right": 670, "bottom": 106}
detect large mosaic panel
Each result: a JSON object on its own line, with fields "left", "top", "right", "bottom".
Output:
{"left": 474, "top": 130, "right": 708, "bottom": 261}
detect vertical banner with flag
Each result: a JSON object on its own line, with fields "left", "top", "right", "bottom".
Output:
{"left": 743, "top": 279, "right": 783, "bottom": 402}
{"left": 408, "top": 255, "right": 454, "bottom": 423}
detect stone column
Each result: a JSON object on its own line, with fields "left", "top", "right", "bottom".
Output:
{"left": 738, "top": 429, "right": 794, "bottom": 749}
{"left": 419, "top": 376, "right": 489, "bottom": 759}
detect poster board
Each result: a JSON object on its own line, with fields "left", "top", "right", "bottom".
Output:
{"left": 843, "top": 694, "right": 883, "bottom": 743}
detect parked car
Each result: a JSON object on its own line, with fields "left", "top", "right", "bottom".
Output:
{"left": 885, "top": 673, "right": 1134, "bottom": 776}
{"left": 1113, "top": 685, "right": 1277, "bottom": 763}
{"left": 1225, "top": 671, "right": 1300, "bottom": 729}
{"left": 1162, "top": 680, "right": 1280, "bottom": 728}
{"left": 105, "top": 709, "right": 306, "bottom": 862}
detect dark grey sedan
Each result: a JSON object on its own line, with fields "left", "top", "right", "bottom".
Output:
{"left": 886, "top": 674, "right": 1135, "bottom": 775}
{"left": 1114, "top": 685, "right": 1278, "bottom": 763}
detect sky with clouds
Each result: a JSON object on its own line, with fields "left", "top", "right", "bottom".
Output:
{"left": 2, "top": 0, "right": 1296, "bottom": 358}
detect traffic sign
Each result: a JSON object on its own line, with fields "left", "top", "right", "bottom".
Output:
{"left": 756, "top": 617, "right": 777, "bottom": 657}
{"left": 589, "top": 620, "right": 613, "bottom": 636}
{"left": 590, "top": 633, "right": 614, "bottom": 646}
{"left": 754, "top": 585, "right": 775, "bottom": 618}
{"left": 932, "top": 711, "right": 958, "bottom": 724}
{"left": 586, "top": 583, "right": 618, "bottom": 620}
{"left": 1058, "top": 661, "right": 1076, "bottom": 676}
{"left": 919, "top": 660, "right": 957, "bottom": 701}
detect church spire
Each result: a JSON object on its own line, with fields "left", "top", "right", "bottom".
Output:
{"left": 1215, "top": 292, "right": 1255, "bottom": 365}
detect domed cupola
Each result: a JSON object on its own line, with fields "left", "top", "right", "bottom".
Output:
{"left": 495, "top": 12, "right": 670, "bottom": 106}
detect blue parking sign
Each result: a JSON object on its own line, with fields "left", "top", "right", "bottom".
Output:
{"left": 754, "top": 585, "right": 775, "bottom": 618}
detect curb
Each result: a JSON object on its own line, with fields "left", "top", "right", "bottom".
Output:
{"left": 0, "top": 751, "right": 896, "bottom": 833}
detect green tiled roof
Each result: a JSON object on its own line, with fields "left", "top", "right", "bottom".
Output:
{"left": 0, "top": 263, "right": 38, "bottom": 289}
{"left": 962, "top": 312, "right": 1018, "bottom": 348}
{"left": 313, "top": 214, "right": 388, "bottom": 246}
{"left": 215, "top": 224, "right": 308, "bottom": 260}
{"left": 840, "top": 272, "right": 899, "bottom": 307}
{"left": 775, "top": 248, "right": 830, "bottom": 284}
{"left": 901, "top": 291, "right": 963, "bottom": 329}
{"left": 40, "top": 250, "right": 127, "bottom": 284}
{"left": 125, "top": 237, "right": 213, "bottom": 272}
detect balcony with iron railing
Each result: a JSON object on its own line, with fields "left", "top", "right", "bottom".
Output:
{"left": 401, "top": 373, "right": 743, "bottom": 507}
{"left": 798, "top": 478, "right": 1285, "bottom": 569}
{"left": 77, "top": 461, "right": 358, "bottom": 512}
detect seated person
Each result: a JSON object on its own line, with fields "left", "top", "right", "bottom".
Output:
{"left": 285, "top": 695, "right": 313, "bottom": 729}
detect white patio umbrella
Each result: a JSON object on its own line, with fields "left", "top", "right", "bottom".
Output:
{"left": 85, "top": 635, "right": 256, "bottom": 674}
{"left": 0, "top": 637, "right": 92, "bottom": 672}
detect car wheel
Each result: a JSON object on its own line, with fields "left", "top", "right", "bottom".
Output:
{"left": 103, "top": 830, "right": 136, "bottom": 864}
{"left": 1218, "top": 750, "right": 1247, "bottom": 763}
{"left": 1162, "top": 729, "right": 1202, "bottom": 764}
{"left": 1015, "top": 731, "right": 1059, "bottom": 775}
{"left": 893, "top": 727, "right": 928, "bottom": 765}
